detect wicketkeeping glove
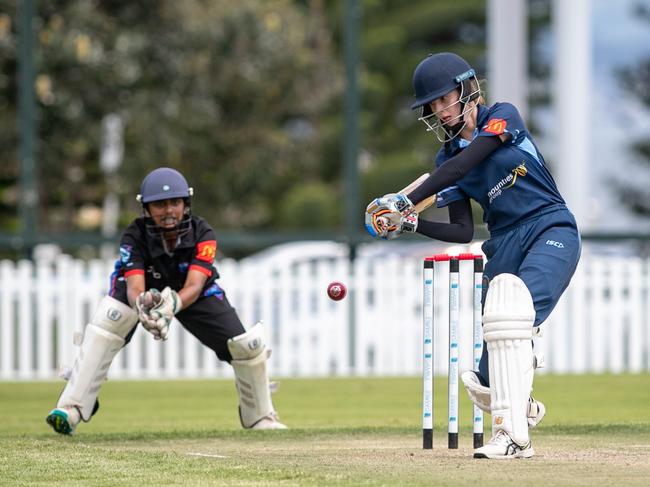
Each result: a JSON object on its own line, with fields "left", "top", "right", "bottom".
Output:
{"left": 136, "top": 287, "right": 182, "bottom": 341}
{"left": 147, "top": 287, "right": 182, "bottom": 341}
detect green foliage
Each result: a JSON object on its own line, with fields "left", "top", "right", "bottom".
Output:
{"left": 0, "top": 2, "right": 18, "bottom": 230}
{"left": 1, "top": 0, "right": 487, "bottom": 243}
{"left": 361, "top": 155, "right": 428, "bottom": 203}
{"left": 353, "top": 0, "right": 486, "bottom": 228}
{"left": 277, "top": 181, "right": 341, "bottom": 229}
{"left": 615, "top": 4, "right": 650, "bottom": 216}
{"left": 1, "top": 0, "right": 338, "bottom": 233}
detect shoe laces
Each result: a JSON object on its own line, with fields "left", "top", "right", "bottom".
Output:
{"left": 490, "top": 429, "right": 512, "bottom": 446}
{"left": 265, "top": 412, "right": 281, "bottom": 422}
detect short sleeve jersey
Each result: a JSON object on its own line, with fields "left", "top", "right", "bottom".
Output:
{"left": 114, "top": 215, "right": 219, "bottom": 293}
{"left": 434, "top": 102, "right": 566, "bottom": 233}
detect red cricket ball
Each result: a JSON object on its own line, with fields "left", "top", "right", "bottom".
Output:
{"left": 327, "top": 281, "right": 347, "bottom": 301}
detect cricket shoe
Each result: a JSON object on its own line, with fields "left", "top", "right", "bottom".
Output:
{"left": 46, "top": 407, "right": 80, "bottom": 436}
{"left": 249, "top": 413, "right": 288, "bottom": 430}
{"left": 473, "top": 430, "right": 535, "bottom": 459}
{"left": 461, "top": 371, "right": 546, "bottom": 428}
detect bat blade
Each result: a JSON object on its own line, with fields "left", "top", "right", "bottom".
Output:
{"left": 398, "top": 173, "right": 437, "bottom": 213}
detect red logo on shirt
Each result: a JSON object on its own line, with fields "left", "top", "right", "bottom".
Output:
{"left": 484, "top": 118, "right": 507, "bottom": 135}
{"left": 196, "top": 240, "right": 217, "bottom": 263}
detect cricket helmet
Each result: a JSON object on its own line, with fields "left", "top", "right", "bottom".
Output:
{"left": 137, "top": 167, "right": 194, "bottom": 238}
{"left": 411, "top": 53, "right": 481, "bottom": 142}
{"left": 137, "top": 167, "right": 193, "bottom": 204}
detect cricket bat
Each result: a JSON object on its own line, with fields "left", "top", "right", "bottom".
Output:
{"left": 365, "top": 173, "right": 437, "bottom": 217}
{"left": 398, "top": 173, "right": 437, "bottom": 212}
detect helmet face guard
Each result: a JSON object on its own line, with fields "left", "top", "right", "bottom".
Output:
{"left": 137, "top": 167, "right": 194, "bottom": 239}
{"left": 143, "top": 204, "right": 193, "bottom": 239}
{"left": 411, "top": 53, "right": 481, "bottom": 143}
{"left": 417, "top": 75, "right": 481, "bottom": 143}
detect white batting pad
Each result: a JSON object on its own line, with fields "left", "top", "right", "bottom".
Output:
{"left": 57, "top": 296, "right": 138, "bottom": 421}
{"left": 483, "top": 273, "right": 535, "bottom": 446}
{"left": 228, "top": 323, "right": 277, "bottom": 428}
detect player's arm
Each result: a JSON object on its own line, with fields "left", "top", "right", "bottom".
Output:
{"left": 176, "top": 235, "right": 218, "bottom": 309}
{"left": 407, "top": 135, "right": 503, "bottom": 205}
{"left": 126, "top": 273, "right": 146, "bottom": 308}
{"left": 119, "top": 232, "right": 147, "bottom": 308}
{"left": 133, "top": 269, "right": 207, "bottom": 341}
{"left": 123, "top": 264, "right": 175, "bottom": 341}
{"left": 177, "top": 269, "right": 209, "bottom": 310}
{"left": 416, "top": 198, "right": 474, "bottom": 243}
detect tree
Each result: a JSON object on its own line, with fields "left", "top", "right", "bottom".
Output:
{"left": 353, "top": 0, "right": 486, "bottom": 224}
{"left": 0, "top": 0, "right": 488, "bottom": 249}
{"left": 0, "top": 0, "right": 339, "bottom": 234}
{"left": 615, "top": 2, "right": 650, "bottom": 216}
{"left": 0, "top": 2, "right": 19, "bottom": 231}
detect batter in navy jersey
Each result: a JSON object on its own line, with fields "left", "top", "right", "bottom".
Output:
{"left": 46, "top": 168, "right": 287, "bottom": 436}
{"left": 366, "top": 53, "right": 581, "bottom": 459}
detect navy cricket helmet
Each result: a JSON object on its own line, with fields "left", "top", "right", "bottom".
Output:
{"left": 137, "top": 167, "right": 194, "bottom": 238}
{"left": 137, "top": 167, "right": 193, "bottom": 204}
{"left": 411, "top": 53, "right": 481, "bottom": 142}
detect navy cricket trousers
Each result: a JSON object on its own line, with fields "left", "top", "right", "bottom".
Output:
{"left": 477, "top": 207, "right": 581, "bottom": 385}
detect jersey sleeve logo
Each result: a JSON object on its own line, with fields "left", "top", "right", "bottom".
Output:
{"left": 119, "top": 245, "right": 132, "bottom": 263}
{"left": 196, "top": 240, "right": 217, "bottom": 263}
{"left": 484, "top": 118, "right": 507, "bottom": 135}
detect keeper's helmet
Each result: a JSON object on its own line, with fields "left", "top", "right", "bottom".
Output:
{"left": 411, "top": 52, "right": 481, "bottom": 143}
{"left": 136, "top": 167, "right": 194, "bottom": 238}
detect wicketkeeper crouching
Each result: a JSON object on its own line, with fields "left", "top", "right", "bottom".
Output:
{"left": 46, "top": 167, "right": 287, "bottom": 435}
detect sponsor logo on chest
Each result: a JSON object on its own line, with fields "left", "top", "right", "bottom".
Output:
{"left": 487, "top": 162, "right": 527, "bottom": 204}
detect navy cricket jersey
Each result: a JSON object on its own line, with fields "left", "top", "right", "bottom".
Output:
{"left": 435, "top": 103, "right": 566, "bottom": 234}
{"left": 110, "top": 215, "right": 219, "bottom": 295}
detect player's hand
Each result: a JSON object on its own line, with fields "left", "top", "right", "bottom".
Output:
{"left": 136, "top": 289, "right": 164, "bottom": 340}
{"left": 381, "top": 193, "right": 415, "bottom": 217}
{"left": 383, "top": 212, "right": 418, "bottom": 240}
{"left": 136, "top": 288, "right": 180, "bottom": 341}
{"left": 146, "top": 287, "right": 182, "bottom": 341}
{"left": 136, "top": 289, "right": 160, "bottom": 322}
{"left": 365, "top": 197, "right": 418, "bottom": 239}
{"left": 400, "top": 212, "right": 418, "bottom": 234}
{"left": 365, "top": 201, "right": 401, "bottom": 238}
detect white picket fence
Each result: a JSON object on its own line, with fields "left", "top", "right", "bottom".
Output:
{"left": 0, "top": 242, "right": 649, "bottom": 381}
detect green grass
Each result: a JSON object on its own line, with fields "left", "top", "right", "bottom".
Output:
{"left": 1, "top": 374, "right": 650, "bottom": 486}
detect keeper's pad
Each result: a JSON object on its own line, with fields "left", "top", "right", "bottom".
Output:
{"left": 56, "top": 296, "right": 138, "bottom": 421}
{"left": 228, "top": 323, "right": 278, "bottom": 428}
{"left": 483, "top": 274, "right": 535, "bottom": 447}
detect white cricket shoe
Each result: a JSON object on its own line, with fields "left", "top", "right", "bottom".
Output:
{"left": 249, "top": 413, "right": 288, "bottom": 430}
{"left": 474, "top": 430, "right": 535, "bottom": 459}
{"left": 46, "top": 407, "right": 80, "bottom": 435}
